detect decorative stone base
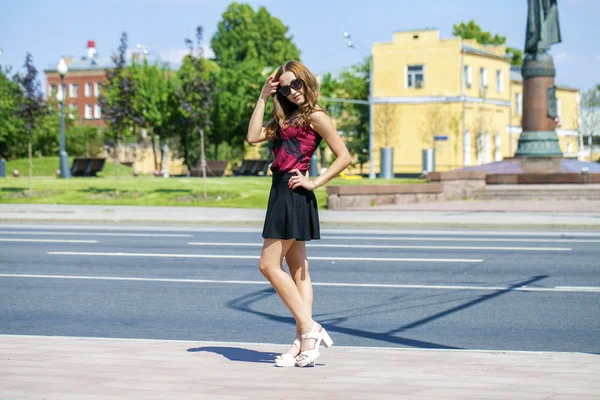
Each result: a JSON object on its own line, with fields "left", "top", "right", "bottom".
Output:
{"left": 515, "top": 131, "right": 563, "bottom": 157}
{"left": 326, "top": 171, "right": 486, "bottom": 210}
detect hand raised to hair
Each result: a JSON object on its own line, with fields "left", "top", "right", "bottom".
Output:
{"left": 288, "top": 169, "right": 316, "bottom": 191}
{"left": 260, "top": 76, "right": 279, "bottom": 100}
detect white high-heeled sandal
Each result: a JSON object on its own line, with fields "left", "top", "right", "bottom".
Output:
{"left": 275, "top": 339, "right": 301, "bottom": 367}
{"left": 295, "top": 323, "right": 333, "bottom": 368}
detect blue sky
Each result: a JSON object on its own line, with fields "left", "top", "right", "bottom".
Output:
{"left": 1, "top": 0, "right": 599, "bottom": 91}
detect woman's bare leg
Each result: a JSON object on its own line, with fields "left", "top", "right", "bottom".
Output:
{"left": 278, "top": 240, "right": 313, "bottom": 357}
{"left": 259, "top": 239, "right": 315, "bottom": 337}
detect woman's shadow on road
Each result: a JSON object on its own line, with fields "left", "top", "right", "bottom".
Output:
{"left": 187, "top": 346, "right": 279, "bottom": 364}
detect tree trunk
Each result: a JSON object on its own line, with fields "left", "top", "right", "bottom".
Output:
{"left": 115, "top": 137, "right": 120, "bottom": 197}
{"left": 28, "top": 139, "right": 33, "bottom": 197}
{"left": 158, "top": 138, "right": 164, "bottom": 171}
{"left": 151, "top": 129, "right": 158, "bottom": 171}
{"left": 214, "top": 142, "right": 218, "bottom": 160}
{"left": 183, "top": 130, "right": 191, "bottom": 175}
{"left": 200, "top": 127, "right": 207, "bottom": 199}
{"left": 319, "top": 147, "right": 326, "bottom": 169}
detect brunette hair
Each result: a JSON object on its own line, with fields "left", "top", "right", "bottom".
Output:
{"left": 264, "top": 60, "right": 323, "bottom": 139}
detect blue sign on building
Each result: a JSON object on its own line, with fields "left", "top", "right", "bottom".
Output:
{"left": 434, "top": 135, "right": 448, "bottom": 141}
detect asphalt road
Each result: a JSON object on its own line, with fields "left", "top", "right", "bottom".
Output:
{"left": 1, "top": 224, "right": 599, "bottom": 353}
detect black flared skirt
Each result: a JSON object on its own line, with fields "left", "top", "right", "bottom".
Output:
{"left": 261, "top": 171, "right": 320, "bottom": 241}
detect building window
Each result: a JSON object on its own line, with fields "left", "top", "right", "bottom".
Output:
{"left": 94, "top": 105, "right": 101, "bottom": 119}
{"left": 85, "top": 83, "right": 92, "bottom": 97}
{"left": 85, "top": 104, "right": 93, "bottom": 119}
{"left": 494, "top": 131, "right": 502, "bottom": 161}
{"left": 479, "top": 68, "right": 488, "bottom": 89}
{"left": 49, "top": 84, "right": 57, "bottom": 97}
{"left": 516, "top": 93, "right": 523, "bottom": 116}
{"left": 463, "top": 130, "right": 471, "bottom": 166}
{"left": 69, "top": 84, "right": 78, "bottom": 98}
{"left": 58, "top": 84, "right": 66, "bottom": 99}
{"left": 463, "top": 65, "right": 472, "bottom": 88}
{"left": 496, "top": 70, "right": 504, "bottom": 93}
{"left": 406, "top": 65, "right": 424, "bottom": 89}
{"left": 94, "top": 82, "right": 100, "bottom": 97}
{"left": 476, "top": 133, "right": 483, "bottom": 165}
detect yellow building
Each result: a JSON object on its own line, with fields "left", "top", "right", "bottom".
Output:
{"left": 371, "top": 29, "right": 581, "bottom": 175}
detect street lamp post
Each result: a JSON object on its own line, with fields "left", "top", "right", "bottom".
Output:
{"left": 344, "top": 32, "right": 375, "bottom": 179}
{"left": 57, "top": 58, "right": 70, "bottom": 178}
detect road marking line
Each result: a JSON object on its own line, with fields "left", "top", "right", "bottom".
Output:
{"left": 323, "top": 236, "right": 600, "bottom": 244}
{"left": 187, "top": 242, "right": 571, "bottom": 252}
{"left": 1, "top": 273, "right": 598, "bottom": 293}
{"left": 47, "top": 251, "right": 482, "bottom": 263}
{"left": 0, "top": 231, "right": 192, "bottom": 238}
{"left": 3, "top": 224, "right": 600, "bottom": 237}
{"left": 0, "top": 239, "right": 98, "bottom": 244}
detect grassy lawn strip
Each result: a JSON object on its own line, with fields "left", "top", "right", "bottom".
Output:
{"left": 1, "top": 158, "right": 423, "bottom": 209}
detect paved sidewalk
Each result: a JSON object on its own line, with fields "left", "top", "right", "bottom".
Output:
{"left": 1, "top": 335, "right": 598, "bottom": 399}
{"left": 1, "top": 202, "right": 599, "bottom": 230}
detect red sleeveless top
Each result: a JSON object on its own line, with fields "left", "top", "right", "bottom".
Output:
{"left": 270, "top": 121, "right": 322, "bottom": 173}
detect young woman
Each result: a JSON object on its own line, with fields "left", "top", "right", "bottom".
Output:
{"left": 247, "top": 60, "right": 352, "bottom": 367}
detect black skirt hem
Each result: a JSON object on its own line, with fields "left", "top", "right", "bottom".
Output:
{"left": 261, "top": 171, "right": 320, "bottom": 241}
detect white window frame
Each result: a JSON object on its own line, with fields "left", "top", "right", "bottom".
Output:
{"left": 463, "top": 130, "right": 471, "bottom": 166}
{"left": 496, "top": 70, "right": 504, "bottom": 93}
{"left": 94, "top": 82, "right": 100, "bottom": 97}
{"left": 69, "top": 83, "right": 78, "bottom": 98}
{"left": 494, "top": 131, "right": 502, "bottom": 162}
{"left": 94, "top": 104, "right": 101, "bottom": 119}
{"left": 464, "top": 65, "right": 472, "bottom": 88}
{"left": 85, "top": 82, "right": 92, "bottom": 97}
{"left": 479, "top": 68, "right": 488, "bottom": 89}
{"left": 85, "top": 104, "right": 93, "bottom": 119}
{"left": 406, "top": 64, "right": 425, "bottom": 89}
{"left": 484, "top": 132, "right": 491, "bottom": 163}
{"left": 516, "top": 92, "right": 523, "bottom": 116}
{"left": 58, "top": 84, "right": 66, "bottom": 99}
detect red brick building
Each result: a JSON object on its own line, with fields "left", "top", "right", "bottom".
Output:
{"left": 44, "top": 41, "right": 107, "bottom": 127}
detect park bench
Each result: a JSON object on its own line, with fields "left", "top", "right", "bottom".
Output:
{"left": 70, "top": 157, "right": 106, "bottom": 177}
{"left": 233, "top": 159, "right": 271, "bottom": 176}
{"left": 190, "top": 160, "right": 229, "bottom": 177}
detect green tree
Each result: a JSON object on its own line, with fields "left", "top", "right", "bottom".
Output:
{"left": 0, "top": 66, "right": 26, "bottom": 159}
{"left": 176, "top": 50, "right": 219, "bottom": 167}
{"left": 320, "top": 57, "right": 370, "bottom": 174}
{"left": 210, "top": 2, "right": 301, "bottom": 150}
{"left": 176, "top": 26, "right": 215, "bottom": 198}
{"left": 131, "top": 59, "right": 177, "bottom": 170}
{"left": 453, "top": 20, "right": 523, "bottom": 67}
{"left": 15, "top": 53, "right": 48, "bottom": 195}
{"left": 98, "top": 32, "right": 140, "bottom": 196}
{"left": 211, "top": 2, "right": 300, "bottom": 68}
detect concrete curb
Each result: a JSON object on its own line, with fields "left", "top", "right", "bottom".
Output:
{"left": 2, "top": 215, "right": 600, "bottom": 231}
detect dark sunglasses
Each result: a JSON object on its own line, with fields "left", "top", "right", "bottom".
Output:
{"left": 278, "top": 78, "right": 303, "bottom": 97}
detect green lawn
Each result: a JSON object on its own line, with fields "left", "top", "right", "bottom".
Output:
{"left": 1, "top": 157, "right": 423, "bottom": 209}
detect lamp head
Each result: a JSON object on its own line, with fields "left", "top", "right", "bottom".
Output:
{"left": 57, "top": 58, "right": 68, "bottom": 77}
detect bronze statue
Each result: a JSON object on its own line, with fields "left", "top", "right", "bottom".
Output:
{"left": 525, "top": 0, "right": 562, "bottom": 54}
